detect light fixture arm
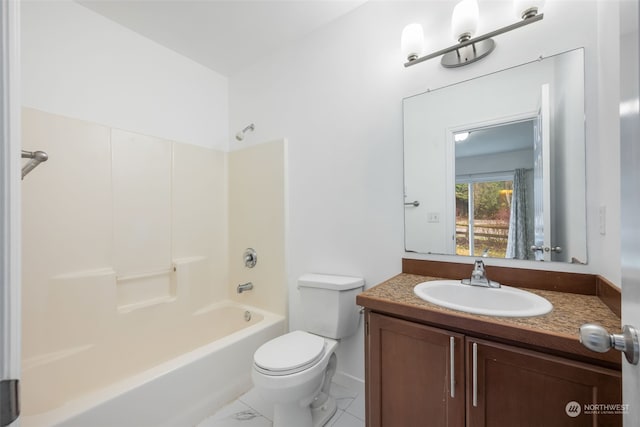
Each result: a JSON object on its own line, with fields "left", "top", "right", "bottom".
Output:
{"left": 404, "top": 13, "right": 543, "bottom": 68}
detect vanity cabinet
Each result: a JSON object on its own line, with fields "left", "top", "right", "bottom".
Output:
{"left": 466, "top": 337, "right": 621, "bottom": 427}
{"left": 366, "top": 311, "right": 465, "bottom": 427}
{"left": 365, "top": 312, "right": 622, "bottom": 427}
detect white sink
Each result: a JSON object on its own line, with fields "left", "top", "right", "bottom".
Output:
{"left": 413, "top": 280, "right": 553, "bottom": 317}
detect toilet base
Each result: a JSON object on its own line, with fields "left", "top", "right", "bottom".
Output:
{"left": 272, "top": 402, "right": 312, "bottom": 427}
{"left": 311, "top": 395, "right": 337, "bottom": 427}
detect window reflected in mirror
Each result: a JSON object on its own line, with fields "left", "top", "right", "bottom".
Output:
{"left": 454, "top": 120, "right": 534, "bottom": 260}
{"left": 455, "top": 180, "right": 513, "bottom": 258}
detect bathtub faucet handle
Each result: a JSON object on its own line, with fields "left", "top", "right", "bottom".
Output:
{"left": 243, "top": 248, "right": 257, "bottom": 268}
{"left": 237, "top": 282, "right": 254, "bottom": 294}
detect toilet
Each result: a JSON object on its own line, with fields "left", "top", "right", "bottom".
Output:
{"left": 251, "top": 273, "right": 364, "bottom": 427}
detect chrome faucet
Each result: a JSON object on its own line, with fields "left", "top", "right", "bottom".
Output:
{"left": 237, "top": 282, "right": 254, "bottom": 294}
{"left": 462, "top": 260, "right": 501, "bottom": 288}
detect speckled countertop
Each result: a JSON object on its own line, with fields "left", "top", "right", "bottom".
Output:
{"left": 357, "top": 273, "right": 622, "bottom": 368}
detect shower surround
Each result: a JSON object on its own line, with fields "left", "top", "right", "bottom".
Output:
{"left": 21, "top": 108, "right": 287, "bottom": 425}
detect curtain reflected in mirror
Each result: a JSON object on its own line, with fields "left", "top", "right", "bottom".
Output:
{"left": 506, "top": 168, "right": 530, "bottom": 260}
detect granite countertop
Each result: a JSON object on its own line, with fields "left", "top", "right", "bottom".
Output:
{"left": 357, "top": 273, "right": 622, "bottom": 368}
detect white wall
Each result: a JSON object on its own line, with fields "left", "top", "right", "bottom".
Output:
{"left": 229, "top": 0, "right": 622, "bottom": 381}
{"left": 592, "top": 0, "right": 621, "bottom": 283}
{"left": 21, "top": 1, "right": 229, "bottom": 150}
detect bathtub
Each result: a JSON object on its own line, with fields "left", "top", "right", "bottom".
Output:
{"left": 21, "top": 301, "right": 286, "bottom": 427}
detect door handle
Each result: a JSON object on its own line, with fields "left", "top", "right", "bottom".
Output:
{"left": 579, "top": 323, "right": 639, "bottom": 365}
{"left": 449, "top": 337, "right": 455, "bottom": 398}
{"left": 530, "top": 245, "right": 562, "bottom": 253}
{"left": 472, "top": 342, "right": 478, "bottom": 407}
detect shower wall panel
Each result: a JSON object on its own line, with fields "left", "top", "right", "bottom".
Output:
{"left": 228, "top": 140, "right": 287, "bottom": 316}
{"left": 21, "top": 108, "right": 228, "bottom": 362}
{"left": 112, "top": 130, "right": 172, "bottom": 277}
{"left": 172, "top": 142, "right": 229, "bottom": 306}
{"left": 112, "top": 129, "right": 173, "bottom": 307}
{"left": 22, "top": 108, "right": 113, "bottom": 358}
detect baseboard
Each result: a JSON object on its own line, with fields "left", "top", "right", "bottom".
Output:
{"left": 333, "top": 371, "right": 364, "bottom": 393}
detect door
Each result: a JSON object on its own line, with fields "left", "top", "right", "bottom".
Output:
{"left": 0, "top": 1, "right": 21, "bottom": 426}
{"left": 366, "top": 312, "right": 465, "bottom": 427}
{"left": 533, "top": 83, "right": 551, "bottom": 261}
{"left": 467, "top": 338, "right": 622, "bottom": 427}
{"left": 620, "top": 0, "right": 640, "bottom": 422}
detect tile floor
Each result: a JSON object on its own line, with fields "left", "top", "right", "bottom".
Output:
{"left": 197, "top": 381, "right": 365, "bottom": 427}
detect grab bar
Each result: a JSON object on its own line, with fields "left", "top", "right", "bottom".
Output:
{"left": 21, "top": 149, "right": 48, "bottom": 180}
{"left": 116, "top": 266, "right": 175, "bottom": 282}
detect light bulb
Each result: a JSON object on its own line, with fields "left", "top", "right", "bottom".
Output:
{"left": 454, "top": 132, "right": 470, "bottom": 142}
{"left": 451, "top": 0, "right": 479, "bottom": 42}
{"left": 401, "top": 23, "right": 424, "bottom": 62}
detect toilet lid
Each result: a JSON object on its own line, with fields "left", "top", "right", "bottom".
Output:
{"left": 254, "top": 331, "right": 326, "bottom": 375}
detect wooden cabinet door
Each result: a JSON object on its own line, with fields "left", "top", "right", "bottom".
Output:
{"left": 466, "top": 338, "right": 622, "bottom": 427}
{"left": 366, "top": 312, "right": 465, "bottom": 427}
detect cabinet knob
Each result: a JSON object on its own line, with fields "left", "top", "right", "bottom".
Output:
{"left": 579, "top": 323, "right": 639, "bottom": 365}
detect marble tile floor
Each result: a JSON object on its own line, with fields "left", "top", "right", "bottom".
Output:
{"left": 197, "top": 381, "right": 365, "bottom": 427}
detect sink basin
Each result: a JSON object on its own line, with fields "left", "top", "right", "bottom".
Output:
{"left": 413, "top": 280, "right": 553, "bottom": 317}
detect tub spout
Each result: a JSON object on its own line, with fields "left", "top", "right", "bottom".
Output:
{"left": 237, "top": 282, "right": 253, "bottom": 294}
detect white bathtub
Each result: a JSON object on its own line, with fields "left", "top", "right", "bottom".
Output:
{"left": 21, "top": 302, "right": 285, "bottom": 427}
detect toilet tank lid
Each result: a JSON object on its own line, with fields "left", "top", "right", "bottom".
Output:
{"left": 298, "top": 273, "right": 364, "bottom": 291}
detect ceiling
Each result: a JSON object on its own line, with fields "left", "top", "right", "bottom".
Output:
{"left": 455, "top": 120, "right": 534, "bottom": 159}
{"left": 77, "top": 0, "right": 368, "bottom": 77}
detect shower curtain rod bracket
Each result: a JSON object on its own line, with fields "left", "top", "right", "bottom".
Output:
{"left": 21, "top": 149, "right": 48, "bottom": 180}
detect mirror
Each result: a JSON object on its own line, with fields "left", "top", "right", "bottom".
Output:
{"left": 404, "top": 48, "right": 586, "bottom": 264}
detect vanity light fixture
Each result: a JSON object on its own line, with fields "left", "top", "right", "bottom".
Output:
{"left": 401, "top": 0, "right": 545, "bottom": 68}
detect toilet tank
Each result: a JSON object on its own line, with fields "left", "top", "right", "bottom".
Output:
{"left": 298, "top": 273, "right": 365, "bottom": 339}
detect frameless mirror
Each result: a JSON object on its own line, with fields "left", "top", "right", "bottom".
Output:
{"left": 403, "top": 48, "right": 587, "bottom": 263}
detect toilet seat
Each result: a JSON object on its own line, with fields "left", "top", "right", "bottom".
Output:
{"left": 254, "top": 331, "right": 326, "bottom": 376}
